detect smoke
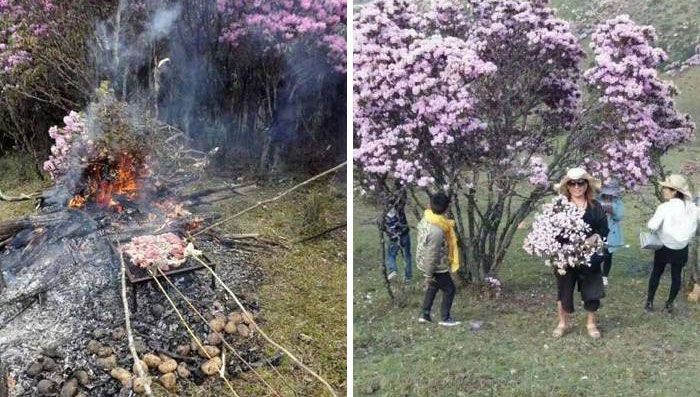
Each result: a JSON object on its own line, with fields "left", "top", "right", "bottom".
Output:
{"left": 144, "top": 4, "right": 182, "bottom": 41}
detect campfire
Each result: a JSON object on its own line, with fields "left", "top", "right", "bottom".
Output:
{"left": 68, "top": 153, "right": 148, "bottom": 212}
{"left": 0, "top": 87, "right": 338, "bottom": 396}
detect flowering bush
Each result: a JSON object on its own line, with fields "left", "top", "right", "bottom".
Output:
{"left": 0, "top": 0, "right": 54, "bottom": 75}
{"left": 583, "top": 15, "right": 695, "bottom": 189}
{"left": 217, "top": 0, "right": 347, "bottom": 73}
{"left": 523, "top": 195, "right": 598, "bottom": 275}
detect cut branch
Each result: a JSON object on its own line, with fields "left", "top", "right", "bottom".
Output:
{"left": 192, "top": 162, "right": 346, "bottom": 237}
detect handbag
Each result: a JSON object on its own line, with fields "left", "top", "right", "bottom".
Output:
{"left": 640, "top": 229, "right": 663, "bottom": 250}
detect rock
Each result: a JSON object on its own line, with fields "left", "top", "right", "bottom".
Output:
{"left": 157, "top": 358, "right": 177, "bottom": 374}
{"left": 133, "top": 339, "right": 147, "bottom": 355}
{"left": 201, "top": 357, "right": 222, "bottom": 376}
{"left": 228, "top": 312, "right": 243, "bottom": 324}
{"left": 110, "top": 367, "right": 132, "bottom": 386}
{"left": 209, "top": 318, "right": 226, "bottom": 333}
{"left": 207, "top": 332, "right": 223, "bottom": 346}
{"left": 176, "top": 362, "right": 190, "bottom": 379}
{"left": 468, "top": 320, "right": 484, "bottom": 331}
{"left": 42, "top": 357, "right": 58, "bottom": 371}
{"left": 175, "top": 345, "right": 191, "bottom": 356}
{"left": 133, "top": 359, "right": 148, "bottom": 375}
{"left": 197, "top": 345, "right": 221, "bottom": 359}
{"left": 151, "top": 304, "right": 165, "bottom": 317}
{"left": 96, "top": 346, "right": 113, "bottom": 358}
{"left": 224, "top": 321, "right": 237, "bottom": 335}
{"left": 37, "top": 379, "right": 56, "bottom": 395}
{"left": 132, "top": 377, "right": 149, "bottom": 394}
{"left": 27, "top": 361, "right": 43, "bottom": 377}
{"left": 159, "top": 373, "right": 177, "bottom": 391}
{"left": 299, "top": 333, "right": 313, "bottom": 343}
{"left": 96, "top": 355, "right": 117, "bottom": 371}
{"left": 60, "top": 378, "right": 78, "bottom": 397}
{"left": 93, "top": 329, "right": 107, "bottom": 339}
{"left": 111, "top": 328, "right": 126, "bottom": 341}
{"left": 86, "top": 340, "right": 102, "bottom": 355}
{"left": 74, "top": 370, "right": 89, "bottom": 387}
{"left": 237, "top": 324, "right": 250, "bottom": 338}
{"left": 142, "top": 353, "right": 161, "bottom": 369}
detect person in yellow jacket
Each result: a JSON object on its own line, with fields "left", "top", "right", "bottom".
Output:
{"left": 416, "top": 192, "right": 461, "bottom": 326}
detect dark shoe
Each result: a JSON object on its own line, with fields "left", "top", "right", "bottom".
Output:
{"left": 664, "top": 302, "right": 673, "bottom": 314}
{"left": 438, "top": 317, "right": 461, "bottom": 327}
{"left": 644, "top": 301, "right": 653, "bottom": 312}
{"left": 417, "top": 314, "right": 432, "bottom": 323}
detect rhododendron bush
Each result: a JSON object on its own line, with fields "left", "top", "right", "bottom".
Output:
{"left": 354, "top": 0, "right": 695, "bottom": 281}
{"left": 523, "top": 195, "right": 599, "bottom": 275}
{"left": 217, "top": 0, "right": 347, "bottom": 73}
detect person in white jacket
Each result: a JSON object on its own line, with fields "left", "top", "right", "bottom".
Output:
{"left": 645, "top": 175, "right": 700, "bottom": 313}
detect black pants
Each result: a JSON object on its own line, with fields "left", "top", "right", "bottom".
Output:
{"left": 647, "top": 246, "right": 688, "bottom": 304}
{"left": 602, "top": 250, "right": 613, "bottom": 277}
{"left": 555, "top": 262, "right": 605, "bottom": 313}
{"left": 422, "top": 272, "right": 455, "bottom": 321}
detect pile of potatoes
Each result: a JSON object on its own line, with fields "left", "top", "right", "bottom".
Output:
{"left": 96, "top": 310, "right": 255, "bottom": 393}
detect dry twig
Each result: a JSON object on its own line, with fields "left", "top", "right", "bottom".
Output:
{"left": 192, "top": 162, "right": 346, "bottom": 237}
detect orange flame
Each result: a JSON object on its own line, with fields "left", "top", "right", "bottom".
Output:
{"left": 68, "top": 153, "right": 144, "bottom": 211}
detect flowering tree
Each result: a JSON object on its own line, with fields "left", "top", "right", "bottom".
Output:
{"left": 354, "top": 0, "right": 695, "bottom": 282}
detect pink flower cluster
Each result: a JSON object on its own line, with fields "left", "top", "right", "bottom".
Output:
{"left": 354, "top": 0, "right": 496, "bottom": 187}
{"left": 43, "top": 110, "right": 92, "bottom": 180}
{"left": 0, "top": 0, "right": 54, "bottom": 75}
{"left": 523, "top": 195, "right": 597, "bottom": 275}
{"left": 528, "top": 156, "right": 549, "bottom": 188}
{"left": 584, "top": 15, "right": 695, "bottom": 189}
{"left": 468, "top": 0, "right": 584, "bottom": 130}
{"left": 217, "top": 0, "right": 346, "bottom": 73}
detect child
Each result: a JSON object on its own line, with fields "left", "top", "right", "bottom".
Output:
{"left": 383, "top": 190, "right": 412, "bottom": 281}
{"left": 598, "top": 180, "right": 624, "bottom": 286}
{"left": 416, "top": 193, "right": 460, "bottom": 326}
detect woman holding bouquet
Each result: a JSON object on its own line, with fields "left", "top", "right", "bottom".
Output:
{"left": 645, "top": 175, "right": 699, "bottom": 313}
{"left": 552, "top": 168, "right": 609, "bottom": 338}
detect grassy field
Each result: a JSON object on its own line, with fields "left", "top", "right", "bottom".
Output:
{"left": 0, "top": 156, "right": 347, "bottom": 396}
{"left": 353, "top": 195, "right": 699, "bottom": 397}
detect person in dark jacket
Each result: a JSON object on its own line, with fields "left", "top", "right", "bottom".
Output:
{"left": 552, "top": 168, "right": 609, "bottom": 339}
{"left": 383, "top": 189, "right": 412, "bottom": 282}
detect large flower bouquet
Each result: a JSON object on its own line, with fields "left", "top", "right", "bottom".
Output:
{"left": 523, "top": 195, "right": 599, "bottom": 275}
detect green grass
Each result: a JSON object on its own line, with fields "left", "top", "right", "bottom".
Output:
{"left": 353, "top": 196, "right": 700, "bottom": 397}
{"left": 0, "top": 152, "right": 49, "bottom": 222}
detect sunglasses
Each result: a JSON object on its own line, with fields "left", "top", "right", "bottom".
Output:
{"left": 567, "top": 179, "right": 588, "bottom": 187}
